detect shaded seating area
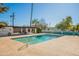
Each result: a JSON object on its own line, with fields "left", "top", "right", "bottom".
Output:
{"left": 6, "top": 26, "right": 37, "bottom": 35}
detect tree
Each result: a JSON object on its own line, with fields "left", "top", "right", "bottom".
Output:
{"left": 32, "top": 19, "right": 47, "bottom": 30}
{"left": 32, "top": 19, "right": 47, "bottom": 33}
{"left": 65, "top": 16, "right": 72, "bottom": 24}
{"left": 71, "top": 25, "right": 76, "bottom": 31}
{"left": 39, "top": 19, "right": 47, "bottom": 30}
{"left": 0, "top": 3, "right": 9, "bottom": 13}
{"left": 32, "top": 19, "right": 39, "bottom": 27}
{"left": 30, "top": 3, "right": 33, "bottom": 27}
{"left": 0, "top": 3, "right": 9, "bottom": 27}
{"left": 0, "top": 22, "right": 8, "bottom": 28}
{"left": 55, "top": 16, "right": 73, "bottom": 31}
{"left": 55, "top": 20, "right": 66, "bottom": 31}
{"left": 65, "top": 16, "right": 73, "bottom": 30}
{"left": 76, "top": 24, "right": 79, "bottom": 32}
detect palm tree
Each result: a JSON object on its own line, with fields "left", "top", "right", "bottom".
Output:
{"left": 0, "top": 22, "right": 8, "bottom": 28}
{"left": 32, "top": 19, "right": 39, "bottom": 27}
{"left": 0, "top": 3, "right": 9, "bottom": 13}
{"left": 0, "top": 3, "right": 9, "bottom": 28}
{"left": 30, "top": 3, "right": 33, "bottom": 27}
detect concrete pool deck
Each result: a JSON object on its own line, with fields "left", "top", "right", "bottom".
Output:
{"left": 0, "top": 34, "right": 79, "bottom": 56}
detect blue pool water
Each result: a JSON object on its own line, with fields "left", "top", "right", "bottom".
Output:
{"left": 13, "top": 34, "right": 61, "bottom": 44}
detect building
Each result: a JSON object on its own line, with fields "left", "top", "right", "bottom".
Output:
{"left": 5, "top": 26, "right": 37, "bottom": 34}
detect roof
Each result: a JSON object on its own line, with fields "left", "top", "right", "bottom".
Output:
{"left": 5, "top": 26, "right": 38, "bottom": 28}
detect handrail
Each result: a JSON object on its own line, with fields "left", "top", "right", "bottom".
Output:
{"left": 17, "top": 44, "right": 28, "bottom": 51}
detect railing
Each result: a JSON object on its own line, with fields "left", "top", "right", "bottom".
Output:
{"left": 52, "top": 31, "right": 79, "bottom": 35}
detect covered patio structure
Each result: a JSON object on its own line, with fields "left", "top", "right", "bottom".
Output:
{"left": 6, "top": 26, "right": 37, "bottom": 34}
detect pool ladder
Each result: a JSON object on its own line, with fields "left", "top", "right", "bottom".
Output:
{"left": 17, "top": 44, "right": 28, "bottom": 51}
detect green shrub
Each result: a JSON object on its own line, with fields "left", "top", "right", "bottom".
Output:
{"left": 37, "top": 28, "right": 42, "bottom": 33}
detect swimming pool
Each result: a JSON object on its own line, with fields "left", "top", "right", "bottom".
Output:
{"left": 13, "top": 34, "right": 61, "bottom": 44}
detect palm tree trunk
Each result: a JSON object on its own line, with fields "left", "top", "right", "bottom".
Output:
{"left": 30, "top": 3, "right": 33, "bottom": 27}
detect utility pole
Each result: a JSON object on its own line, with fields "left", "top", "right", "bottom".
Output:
{"left": 30, "top": 3, "right": 33, "bottom": 27}
{"left": 10, "top": 12, "right": 15, "bottom": 27}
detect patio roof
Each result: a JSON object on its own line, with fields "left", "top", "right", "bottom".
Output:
{"left": 5, "top": 26, "right": 38, "bottom": 28}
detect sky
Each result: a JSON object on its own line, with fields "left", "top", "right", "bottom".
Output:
{"left": 0, "top": 3, "right": 79, "bottom": 27}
